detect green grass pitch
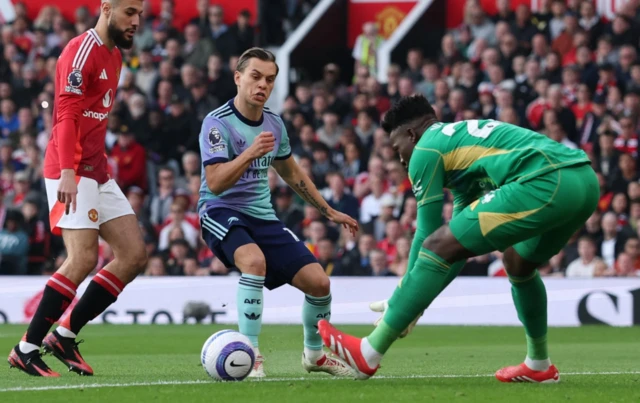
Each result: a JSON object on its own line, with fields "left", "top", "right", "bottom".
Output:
{"left": 1, "top": 325, "right": 639, "bottom": 402}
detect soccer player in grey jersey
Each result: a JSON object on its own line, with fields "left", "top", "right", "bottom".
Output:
{"left": 198, "top": 48, "right": 359, "bottom": 378}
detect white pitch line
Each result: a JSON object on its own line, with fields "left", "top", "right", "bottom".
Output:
{"left": 1, "top": 371, "right": 639, "bottom": 392}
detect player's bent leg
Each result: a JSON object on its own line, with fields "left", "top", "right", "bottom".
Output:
{"left": 496, "top": 167, "right": 598, "bottom": 384}
{"left": 320, "top": 226, "right": 472, "bottom": 379}
{"left": 9, "top": 228, "right": 98, "bottom": 377}
{"left": 290, "top": 264, "right": 354, "bottom": 377}
{"left": 45, "top": 215, "right": 146, "bottom": 376}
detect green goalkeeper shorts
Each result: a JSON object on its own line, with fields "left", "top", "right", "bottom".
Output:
{"left": 449, "top": 163, "right": 599, "bottom": 263}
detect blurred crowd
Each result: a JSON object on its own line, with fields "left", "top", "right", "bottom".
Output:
{"left": 0, "top": 0, "right": 639, "bottom": 279}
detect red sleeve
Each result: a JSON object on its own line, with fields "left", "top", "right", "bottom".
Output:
{"left": 55, "top": 35, "right": 96, "bottom": 170}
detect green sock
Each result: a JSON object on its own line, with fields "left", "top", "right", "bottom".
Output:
{"left": 509, "top": 271, "right": 548, "bottom": 360}
{"left": 302, "top": 294, "right": 331, "bottom": 350}
{"left": 237, "top": 274, "right": 265, "bottom": 348}
{"left": 368, "top": 248, "right": 454, "bottom": 354}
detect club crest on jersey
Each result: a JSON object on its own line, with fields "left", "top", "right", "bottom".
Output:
{"left": 65, "top": 69, "right": 83, "bottom": 95}
{"left": 208, "top": 127, "right": 226, "bottom": 153}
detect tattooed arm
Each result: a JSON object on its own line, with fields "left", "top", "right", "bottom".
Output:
{"left": 272, "top": 156, "right": 331, "bottom": 216}
{"left": 273, "top": 156, "right": 359, "bottom": 234}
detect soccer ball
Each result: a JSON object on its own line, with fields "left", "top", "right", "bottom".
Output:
{"left": 201, "top": 330, "right": 255, "bottom": 381}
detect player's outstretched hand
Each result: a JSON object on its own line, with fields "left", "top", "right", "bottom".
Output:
{"left": 370, "top": 299, "right": 422, "bottom": 338}
{"left": 246, "top": 131, "right": 276, "bottom": 160}
{"left": 328, "top": 209, "right": 359, "bottom": 237}
{"left": 57, "top": 170, "right": 78, "bottom": 215}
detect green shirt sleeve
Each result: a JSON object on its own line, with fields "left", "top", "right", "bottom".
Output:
{"left": 406, "top": 148, "right": 446, "bottom": 272}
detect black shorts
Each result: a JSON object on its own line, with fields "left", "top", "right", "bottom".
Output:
{"left": 201, "top": 208, "right": 317, "bottom": 290}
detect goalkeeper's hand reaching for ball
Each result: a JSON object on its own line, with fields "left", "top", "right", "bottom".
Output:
{"left": 369, "top": 299, "right": 423, "bottom": 338}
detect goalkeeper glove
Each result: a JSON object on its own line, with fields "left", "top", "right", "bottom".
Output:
{"left": 369, "top": 299, "right": 423, "bottom": 338}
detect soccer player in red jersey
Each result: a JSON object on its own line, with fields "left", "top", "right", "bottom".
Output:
{"left": 8, "top": 0, "right": 147, "bottom": 377}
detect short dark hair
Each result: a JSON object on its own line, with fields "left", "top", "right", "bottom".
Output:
{"left": 381, "top": 95, "right": 436, "bottom": 134}
{"left": 578, "top": 235, "right": 595, "bottom": 245}
{"left": 236, "top": 47, "right": 278, "bottom": 75}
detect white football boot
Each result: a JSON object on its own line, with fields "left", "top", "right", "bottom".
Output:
{"left": 301, "top": 350, "right": 357, "bottom": 377}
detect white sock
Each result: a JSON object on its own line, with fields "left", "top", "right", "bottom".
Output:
{"left": 304, "top": 347, "right": 323, "bottom": 363}
{"left": 56, "top": 326, "right": 77, "bottom": 339}
{"left": 361, "top": 337, "right": 383, "bottom": 369}
{"left": 18, "top": 341, "right": 39, "bottom": 354}
{"left": 525, "top": 356, "right": 551, "bottom": 371}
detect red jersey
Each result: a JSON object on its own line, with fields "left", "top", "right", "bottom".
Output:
{"left": 44, "top": 29, "right": 122, "bottom": 184}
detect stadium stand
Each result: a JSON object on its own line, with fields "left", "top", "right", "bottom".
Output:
{"left": 0, "top": 0, "right": 639, "bottom": 279}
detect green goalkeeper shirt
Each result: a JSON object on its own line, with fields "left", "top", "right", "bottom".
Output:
{"left": 406, "top": 119, "right": 591, "bottom": 269}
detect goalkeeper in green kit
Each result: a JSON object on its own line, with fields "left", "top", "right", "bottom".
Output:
{"left": 318, "top": 95, "right": 599, "bottom": 383}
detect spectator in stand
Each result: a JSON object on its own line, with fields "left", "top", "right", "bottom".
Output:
{"left": 206, "top": 53, "right": 236, "bottom": 103}
{"left": 316, "top": 109, "right": 343, "bottom": 148}
{"left": 191, "top": 0, "right": 210, "bottom": 33}
{"left": 145, "top": 254, "right": 167, "bottom": 276}
{"left": 352, "top": 22, "right": 383, "bottom": 78}
{"left": 390, "top": 235, "right": 410, "bottom": 276}
{"left": 274, "top": 186, "right": 304, "bottom": 239}
{"left": 609, "top": 153, "right": 638, "bottom": 194}
{"left": 150, "top": 166, "right": 178, "bottom": 227}
{"left": 598, "top": 211, "right": 627, "bottom": 268}
{"left": 21, "top": 197, "right": 52, "bottom": 275}
{"left": 566, "top": 236, "right": 607, "bottom": 277}
{"left": 336, "top": 233, "right": 374, "bottom": 276}
{"left": 310, "top": 142, "right": 337, "bottom": 188}
{"left": 0, "top": 99, "right": 18, "bottom": 138}
{"left": 164, "top": 238, "right": 194, "bottom": 276}
{"left": 305, "top": 220, "right": 327, "bottom": 258}
{"left": 317, "top": 237, "right": 339, "bottom": 275}
{"left": 228, "top": 9, "right": 255, "bottom": 55}
{"left": 493, "top": 0, "right": 515, "bottom": 23}
{"left": 511, "top": 4, "right": 538, "bottom": 53}
{"left": 547, "top": 84, "right": 578, "bottom": 142}
{"left": 0, "top": 209, "right": 29, "bottom": 274}
{"left": 5, "top": 170, "right": 30, "bottom": 209}
{"left": 378, "top": 219, "right": 402, "bottom": 265}
{"left": 110, "top": 125, "right": 147, "bottom": 192}
{"left": 325, "top": 172, "right": 359, "bottom": 221}
{"left": 158, "top": 200, "right": 199, "bottom": 251}
{"left": 369, "top": 248, "right": 394, "bottom": 276}
{"left": 182, "top": 23, "right": 214, "bottom": 71}
{"left": 404, "top": 48, "right": 424, "bottom": 84}
{"left": 127, "top": 186, "right": 156, "bottom": 242}
{"left": 616, "top": 236, "right": 640, "bottom": 275}
{"left": 548, "top": 0, "right": 568, "bottom": 40}
{"left": 466, "top": 2, "right": 497, "bottom": 46}
{"left": 207, "top": 5, "right": 235, "bottom": 61}
{"left": 191, "top": 80, "right": 220, "bottom": 124}
{"left": 614, "top": 116, "right": 638, "bottom": 157}
{"left": 579, "top": 0, "right": 605, "bottom": 49}
{"left": 595, "top": 126, "right": 620, "bottom": 177}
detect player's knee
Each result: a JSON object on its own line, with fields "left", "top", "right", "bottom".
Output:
{"left": 239, "top": 255, "right": 266, "bottom": 276}
{"left": 503, "top": 247, "right": 537, "bottom": 277}
{"left": 422, "top": 231, "right": 446, "bottom": 256}
{"left": 67, "top": 251, "right": 99, "bottom": 274}
{"left": 307, "top": 274, "right": 330, "bottom": 297}
{"left": 130, "top": 249, "right": 148, "bottom": 272}
{"left": 422, "top": 226, "right": 469, "bottom": 262}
